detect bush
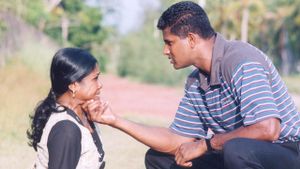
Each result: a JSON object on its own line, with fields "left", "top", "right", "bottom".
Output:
{"left": 117, "top": 20, "right": 190, "bottom": 86}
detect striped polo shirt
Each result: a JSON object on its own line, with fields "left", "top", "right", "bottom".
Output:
{"left": 170, "top": 33, "right": 300, "bottom": 143}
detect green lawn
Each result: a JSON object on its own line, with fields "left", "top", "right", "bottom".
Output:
{"left": 282, "top": 75, "right": 300, "bottom": 94}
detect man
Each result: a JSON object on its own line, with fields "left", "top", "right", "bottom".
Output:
{"left": 87, "top": 1, "right": 300, "bottom": 169}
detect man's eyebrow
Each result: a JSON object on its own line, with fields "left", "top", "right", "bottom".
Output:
{"left": 164, "top": 39, "right": 171, "bottom": 44}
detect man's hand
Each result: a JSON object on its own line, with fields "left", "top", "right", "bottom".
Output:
{"left": 82, "top": 97, "right": 117, "bottom": 125}
{"left": 175, "top": 140, "right": 207, "bottom": 167}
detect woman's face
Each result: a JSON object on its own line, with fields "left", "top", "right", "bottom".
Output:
{"left": 75, "top": 64, "right": 102, "bottom": 101}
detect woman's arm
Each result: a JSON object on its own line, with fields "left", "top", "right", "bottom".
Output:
{"left": 47, "top": 120, "right": 81, "bottom": 169}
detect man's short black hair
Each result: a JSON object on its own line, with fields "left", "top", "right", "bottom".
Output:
{"left": 157, "top": 1, "right": 215, "bottom": 39}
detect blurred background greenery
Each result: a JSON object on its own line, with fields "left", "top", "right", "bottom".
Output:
{"left": 0, "top": 0, "right": 300, "bottom": 168}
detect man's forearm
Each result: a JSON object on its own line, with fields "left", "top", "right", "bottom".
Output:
{"left": 210, "top": 117, "right": 281, "bottom": 150}
{"left": 111, "top": 116, "right": 194, "bottom": 154}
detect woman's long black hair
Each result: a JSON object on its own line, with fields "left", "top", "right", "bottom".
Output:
{"left": 27, "top": 47, "right": 97, "bottom": 151}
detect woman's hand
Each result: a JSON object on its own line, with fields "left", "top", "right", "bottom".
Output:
{"left": 82, "top": 97, "right": 117, "bottom": 125}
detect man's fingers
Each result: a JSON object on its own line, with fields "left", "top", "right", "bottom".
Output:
{"left": 82, "top": 99, "right": 95, "bottom": 111}
{"left": 175, "top": 146, "right": 193, "bottom": 168}
{"left": 175, "top": 147, "right": 184, "bottom": 166}
{"left": 102, "top": 101, "right": 109, "bottom": 111}
{"left": 87, "top": 103, "right": 99, "bottom": 112}
{"left": 181, "top": 161, "right": 192, "bottom": 168}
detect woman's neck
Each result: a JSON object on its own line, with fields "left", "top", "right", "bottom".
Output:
{"left": 57, "top": 94, "right": 84, "bottom": 120}
{"left": 57, "top": 94, "right": 93, "bottom": 132}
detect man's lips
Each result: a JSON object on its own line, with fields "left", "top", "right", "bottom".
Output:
{"left": 168, "top": 57, "right": 174, "bottom": 64}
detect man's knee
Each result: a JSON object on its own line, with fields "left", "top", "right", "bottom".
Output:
{"left": 224, "top": 138, "right": 248, "bottom": 153}
{"left": 223, "top": 138, "right": 261, "bottom": 168}
{"left": 145, "top": 149, "right": 176, "bottom": 169}
{"left": 145, "top": 149, "right": 158, "bottom": 166}
{"left": 224, "top": 138, "right": 253, "bottom": 158}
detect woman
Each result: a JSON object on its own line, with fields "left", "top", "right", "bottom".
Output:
{"left": 27, "top": 48, "right": 105, "bottom": 169}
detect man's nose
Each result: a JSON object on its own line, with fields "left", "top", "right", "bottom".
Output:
{"left": 163, "top": 45, "right": 170, "bottom": 56}
{"left": 97, "top": 80, "right": 103, "bottom": 89}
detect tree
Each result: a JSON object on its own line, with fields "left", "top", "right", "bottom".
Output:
{"left": 262, "top": 0, "right": 300, "bottom": 75}
{"left": 42, "top": 0, "right": 107, "bottom": 50}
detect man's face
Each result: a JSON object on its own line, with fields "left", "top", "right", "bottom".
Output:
{"left": 162, "top": 28, "right": 193, "bottom": 69}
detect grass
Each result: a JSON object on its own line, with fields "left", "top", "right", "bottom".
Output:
{"left": 282, "top": 75, "right": 300, "bottom": 94}
{"left": 99, "top": 114, "right": 171, "bottom": 169}
{"left": 0, "top": 60, "right": 49, "bottom": 168}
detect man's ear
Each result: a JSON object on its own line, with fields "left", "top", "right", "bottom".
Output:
{"left": 187, "top": 32, "right": 198, "bottom": 48}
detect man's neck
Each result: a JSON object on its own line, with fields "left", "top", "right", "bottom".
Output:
{"left": 194, "top": 35, "right": 216, "bottom": 74}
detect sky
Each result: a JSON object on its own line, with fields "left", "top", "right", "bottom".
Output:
{"left": 96, "top": 0, "right": 161, "bottom": 35}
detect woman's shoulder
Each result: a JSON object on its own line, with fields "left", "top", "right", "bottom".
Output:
{"left": 47, "top": 111, "right": 78, "bottom": 126}
{"left": 49, "top": 120, "right": 81, "bottom": 140}
{"left": 42, "top": 111, "right": 80, "bottom": 139}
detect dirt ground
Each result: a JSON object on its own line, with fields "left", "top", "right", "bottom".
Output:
{"left": 100, "top": 74, "right": 184, "bottom": 119}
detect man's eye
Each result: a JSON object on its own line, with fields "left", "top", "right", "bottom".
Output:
{"left": 164, "top": 41, "right": 172, "bottom": 46}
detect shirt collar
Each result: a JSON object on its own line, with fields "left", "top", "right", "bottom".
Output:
{"left": 66, "top": 108, "right": 84, "bottom": 125}
{"left": 56, "top": 103, "right": 84, "bottom": 125}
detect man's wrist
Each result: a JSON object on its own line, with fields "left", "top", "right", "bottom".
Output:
{"left": 205, "top": 134, "right": 215, "bottom": 152}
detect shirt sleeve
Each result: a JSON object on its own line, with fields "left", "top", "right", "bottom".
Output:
{"left": 170, "top": 85, "right": 207, "bottom": 138}
{"left": 47, "top": 120, "right": 81, "bottom": 169}
{"left": 231, "top": 62, "right": 281, "bottom": 126}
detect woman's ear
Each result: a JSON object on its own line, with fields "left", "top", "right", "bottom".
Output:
{"left": 68, "top": 82, "right": 80, "bottom": 98}
{"left": 68, "top": 82, "right": 80, "bottom": 94}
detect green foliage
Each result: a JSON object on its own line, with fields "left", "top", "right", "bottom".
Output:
{"left": 22, "top": 0, "right": 47, "bottom": 26}
{"left": 2, "top": 0, "right": 299, "bottom": 85}
{"left": 0, "top": 20, "right": 7, "bottom": 39}
{"left": 61, "top": 0, "right": 83, "bottom": 14}
{"left": 61, "top": 0, "right": 107, "bottom": 49}
{"left": 117, "top": 16, "right": 190, "bottom": 86}
{"left": 22, "top": 0, "right": 108, "bottom": 70}
{"left": 91, "top": 43, "right": 109, "bottom": 72}
{"left": 44, "top": 27, "right": 63, "bottom": 44}
{"left": 206, "top": 0, "right": 300, "bottom": 74}
{"left": 287, "top": 2, "right": 300, "bottom": 61}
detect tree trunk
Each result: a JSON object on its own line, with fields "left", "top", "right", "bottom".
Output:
{"left": 241, "top": 0, "right": 249, "bottom": 42}
{"left": 61, "top": 15, "right": 69, "bottom": 47}
{"left": 279, "top": 26, "right": 293, "bottom": 75}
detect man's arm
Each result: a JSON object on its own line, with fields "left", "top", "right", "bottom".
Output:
{"left": 112, "top": 116, "right": 195, "bottom": 154}
{"left": 84, "top": 99, "right": 195, "bottom": 154}
{"left": 175, "top": 117, "right": 281, "bottom": 167}
{"left": 211, "top": 117, "right": 281, "bottom": 150}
